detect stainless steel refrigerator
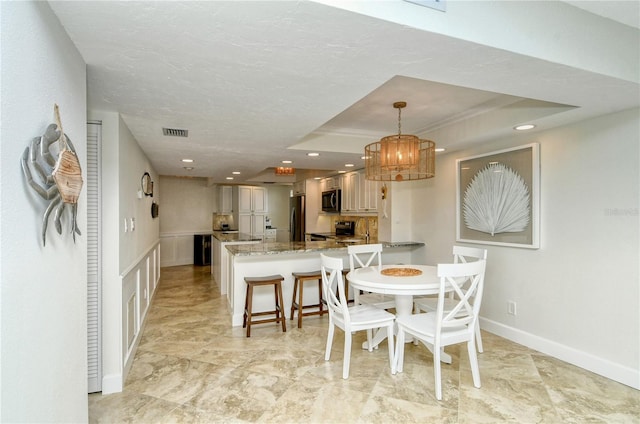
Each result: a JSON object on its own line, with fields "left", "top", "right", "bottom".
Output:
{"left": 290, "top": 195, "right": 305, "bottom": 242}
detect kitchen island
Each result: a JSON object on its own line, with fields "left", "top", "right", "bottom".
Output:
{"left": 211, "top": 231, "right": 263, "bottom": 295}
{"left": 225, "top": 239, "right": 425, "bottom": 327}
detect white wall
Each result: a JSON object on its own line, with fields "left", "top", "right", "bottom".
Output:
{"left": 0, "top": 1, "right": 88, "bottom": 421}
{"left": 88, "top": 110, "right": 160, "bottom": 393}
{"left": 266, "top": 185, "right": 291, "bottom": 230}
{"left": 118, "top": 116, "right": 160, "bottom": 269}
{"left": 408, "top": 108, "right": 640, "bottom": 388}
{"left": 159, "top": 176, "right": 217, "bottom": 234}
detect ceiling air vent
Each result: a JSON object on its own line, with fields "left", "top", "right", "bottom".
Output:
{"left": 162, "top": 127, "right": 189, "bottom": 137}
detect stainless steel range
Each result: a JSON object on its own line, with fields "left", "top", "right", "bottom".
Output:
{"left": 308, "top": 221, "right": 355, "bottom": 241}
{"left": 335, "top": 220, "right": 355, "bottom": 237}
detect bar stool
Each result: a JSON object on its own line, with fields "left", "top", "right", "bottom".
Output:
{"left": 290, "top": 271, "right": 325, "bottom": 328}
{"left": 243, "top": 274, "right": 286, "bottom": 337}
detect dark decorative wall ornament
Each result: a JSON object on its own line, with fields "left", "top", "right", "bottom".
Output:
{"left": 21, "top": 104, "right": 83, "bottom": 245}
{"left": 151, "top": 202, "right": 159, "bottom": 218}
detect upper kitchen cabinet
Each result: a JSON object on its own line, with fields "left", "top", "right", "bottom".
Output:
{"left": 340, "top": 170, "right": 378, "bottom": 215}
{"left": 320, "top": 176, "right": 341, "bottom": 192}
{"left": 358, "top": 171, "right": 379, "bottom": 213}
{"left": 233, "top": 185, "right": 268, "bottom": 237}
{"left": 236, "top": 186, "right": 268, "bottom": 214}
{"left": 341, "top": 171, "right": 358, "bottom": 213}
{"left": 292, "top": 180, "right": 306, "bottom": 196}
{"left": 218, "top": 185, "right": 233, "bottom": 214}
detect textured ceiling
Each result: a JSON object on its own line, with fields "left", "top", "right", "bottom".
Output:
{"left": 48, "top": 0, "right": 639, "bottom": 184}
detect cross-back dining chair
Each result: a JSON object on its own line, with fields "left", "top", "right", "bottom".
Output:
{"left": 394, "top": 259, "right": 487, "bottom": 400}
{"left": 320, "top": 253, "right": 396, "bottom": 379}
{"left": 347, "top": 244, "right": 396, "bottom": 310}
{"left": 414, "top": 245, "right": 488, "bottom": 352}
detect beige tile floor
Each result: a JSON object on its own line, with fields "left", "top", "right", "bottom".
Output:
{"left": 90, "top": 265, "right": 640, "bottom": 423}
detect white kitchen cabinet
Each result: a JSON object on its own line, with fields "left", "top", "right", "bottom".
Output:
{"left": 233, "top": 186, "right": 268, "bottom": 237}
{"left": 237, "top": 186, "right": 267, "bottom": 214}
{"left": 357, "top": 170, "right": 379, "bottom": 213}
{"left": 238, "top": 214, "right": 265, "bottom": 239}
{"left": 264, "top": 228, "right": 277, "bottom": 241}
{"left": 320, "top": 176, "right": 340, "bottom": 192}
{"left": 293, "top": 180, "right": 306, "bottom": 196}
{"left": 341, "top": 172, "right": 358, "bottom": 213}
{"left": 218, "top": 185, "right": 233, "bottom": 214}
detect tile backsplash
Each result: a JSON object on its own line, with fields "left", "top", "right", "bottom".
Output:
{"left": 330, "top": 215, "right": 378, "bottom": 238}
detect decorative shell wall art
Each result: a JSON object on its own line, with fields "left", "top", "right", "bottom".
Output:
{"left": 21, "top": 104, "right": 83, "bottom": 245}
{"left": 462, "top": 163, "right": 530, "bottom": 236}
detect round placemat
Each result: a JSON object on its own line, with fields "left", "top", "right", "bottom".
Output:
{"left": 380, "top": 267, "right": 422, "bottom": 277}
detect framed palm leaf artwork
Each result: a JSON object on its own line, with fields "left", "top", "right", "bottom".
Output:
{"left": 456, "top": 143, "right": 540, "bottom": 249}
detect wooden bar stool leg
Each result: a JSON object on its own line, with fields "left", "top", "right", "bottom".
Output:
{"left": 277, "top": 281, "right": 286, "bottom": 332}
{"left": 245, "top": 284, "right": 254, "bottom": 337}
{"left": 243, "top": 285, "right": 249, "bottom": 328}
{"left": 290, "top": 278, "right": 299, "bottom": 321}
{"left": 298, "top": 279, "right": 305, "bottom": 328}
{"left": 317, "top": 278, "right": 324, "bottom": 316}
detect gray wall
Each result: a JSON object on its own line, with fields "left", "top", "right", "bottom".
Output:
{"left": 405, "top": 107, "right": 639, "bottom": 386}
{"left": 1, "top": 1, "right": 88, "bottom": 420}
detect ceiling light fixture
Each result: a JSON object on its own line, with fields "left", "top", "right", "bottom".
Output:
{"left": 182, "top": 159, "right": 194, "bottom": 163}
{"left": 514, "top": 124, "right": 536, "bottom": 131}
{"left": 275, "top": 167, "right": 295, "bottom": 176}
{"left": 365, "top": 101, "right": 435, "bottom": 182}
{"left": 232, "top": 171, "right": 241, "bottom": 175}
{"left": 345, "top": 163, "right": 354, "bottom": 167}
{"left": 282, "top": 160, "right": 293, "bottom": 164}
{"left": 226, "top": 177, "right": 234, "bottom": 180}
{"left": 307, "top": 152, "right": 320, "bottom": 157}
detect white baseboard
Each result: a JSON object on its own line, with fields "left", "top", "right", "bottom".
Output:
{"left": 101, "top": 373, "right": 123, "bottom": 395}
{"left": 480, "top": 317, "right": 640, "bottom": 390}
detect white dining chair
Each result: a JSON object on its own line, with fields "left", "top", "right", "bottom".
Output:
{"left": 414, "top": 245, "right": 488, "bottom": 352}
{"left": 394, "top": 259, "right": 487, "bottom": 400}
{"left": 347, "top": 244, "right": 396, "bottom": 310}
{"left": 320, "top": 253, "right": 396, "bottom": 379}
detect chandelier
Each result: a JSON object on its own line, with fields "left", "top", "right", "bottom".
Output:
{"left": 365, "top": 101, "right": 436, "bottom": 182}
{"left": 275, "top": 166, "right": 295, "bottom": 176}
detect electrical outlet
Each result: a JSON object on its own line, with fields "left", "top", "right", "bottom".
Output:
{"left": 507, "top": 301, "right": 517, "bottom": 316}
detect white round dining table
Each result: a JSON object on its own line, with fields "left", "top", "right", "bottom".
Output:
{"left": 347, "top": 264, "right": 452, "bottom": 363}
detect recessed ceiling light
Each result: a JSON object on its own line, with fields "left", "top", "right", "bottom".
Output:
{"left": 226, "top": 177, "right": 234, "bottom": 180}
{"left": 183, "top": 166, "right": 194, "bottom": 170}
{"left": 338, "top": 170, "right": 346, "bottom": 174}
{"left": 435, "top": 148, "right": 446, "bottom": 152}
{"left": 361, "top": 156, "right": 368, "bottom": 160}
{"left": 282, "top": 160, "right": 293, "bottom": 164}
{"left": 514, "top": 124, "right": 536, "bottom": 131}
{"left": 182, "top": 158, "right": 194, "bottom": 163}
{"left": 307, "top": 152, "right": 320, "bottom": 157}
{"left": 232, "top": 171, "right": 241, "bottom": 175}
{"left": 314, "top": 177, "right": 322, "bottom": 180}
{"left": 345, "top": 163, "right": 354, "bottom": 167}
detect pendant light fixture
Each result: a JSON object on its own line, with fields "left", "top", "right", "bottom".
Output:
{"left": 365, "top": 101, "right": 436, "bottom": 182}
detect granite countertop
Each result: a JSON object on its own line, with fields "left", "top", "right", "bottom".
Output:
{"left": 226, "top": 239, "right": 424, "bottom": 256}
{"left": 212, "top": 231, "right": 263, "bottom": 243}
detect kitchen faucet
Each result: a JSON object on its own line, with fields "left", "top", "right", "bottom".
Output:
{"left": 365, "top": 218, "right": 370, "bottom": 241}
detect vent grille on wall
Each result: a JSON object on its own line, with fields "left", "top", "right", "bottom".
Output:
{"left": 162, "top": 127, "right": 189, "bottom": 137}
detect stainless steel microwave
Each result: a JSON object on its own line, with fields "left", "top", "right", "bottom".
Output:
{"left": 321, "top": 189, "right": 341, "bottom": 213}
